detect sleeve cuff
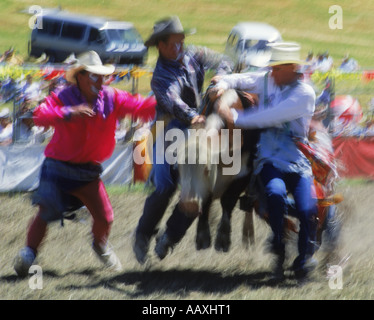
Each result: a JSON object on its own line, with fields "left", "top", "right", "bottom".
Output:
{"left": 215, "top": 81, "right": 229, "bottom": 91}
{"left": 231, "top": 108, "right": 239, "bottom": 124}
{"left": 187, "top": 109, "right": 199, "bottom": 122}
{"left": 61, "top": 106, "right": 72, "bottom": 120}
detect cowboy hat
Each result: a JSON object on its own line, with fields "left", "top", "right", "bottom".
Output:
{"left": 65, "top": 51, "right": 115, "bottom": 84}
{"left": 144, "top": 16, "right": 195, "bottom": 47}
{"left": 267, "top": 42, "right": 309, "bottom": 66}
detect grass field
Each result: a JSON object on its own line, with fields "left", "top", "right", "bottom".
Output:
{"left": 1, "top": 180, "right": 374, "bottom": 301}
{"left": 1, "top": 0, "right": 373, "bottom": 67}
{"left": 1, "top": 0, "right": 373, "bottom": 112}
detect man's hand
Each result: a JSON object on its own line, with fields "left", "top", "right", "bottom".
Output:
{"left": 70, "top": 104, "right": 96, "bottom": 118}
{"left": 207, "top": 76, "right": 225, "bottom": 101}
{"left": 190, "top": 115, "right": 206, "bottom": 128}
{"left": 210, "top": 76, "right": 221, "bottom": 85}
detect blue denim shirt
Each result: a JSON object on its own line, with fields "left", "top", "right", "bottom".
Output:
{"left": 151, "top": 47, "right": 232, "bottom": 126}
{"left": 151, "top": 52, "right": 204, "bottom": 127}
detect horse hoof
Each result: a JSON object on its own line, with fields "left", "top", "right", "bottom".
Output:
{"left": 195, "top": 232, "right": 211, "bottom": 250}
{"left": 214, "top": 238, "right": 231, "bottom": 252}
{"left": 215, "top": 221, "right": 231, "bottom": 252}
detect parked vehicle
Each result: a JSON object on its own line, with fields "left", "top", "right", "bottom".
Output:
{"left": 28, "top": 10, "right": 147, "bottom": 65}
{"left": 224, "top": 22, "right": 282, "bottom": 72}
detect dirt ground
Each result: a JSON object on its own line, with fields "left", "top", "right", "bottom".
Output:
{"left": 0, "top": 180, "right": 373, "bottom": 301}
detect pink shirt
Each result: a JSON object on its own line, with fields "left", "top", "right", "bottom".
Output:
{"left": 34, "top": 85, "right": 156, "bottom": 164}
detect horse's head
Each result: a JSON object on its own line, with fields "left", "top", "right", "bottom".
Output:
{"left": 177, "top": 131, "right": 221, "bottom": 218}
{"left": 177, "top": 89, "right": 256, "bottom": 218}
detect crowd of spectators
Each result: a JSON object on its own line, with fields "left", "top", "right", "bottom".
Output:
{"left": 301, "top": 51, "right": 360, "bottom": 74}
{"left": 0, "top": 47, "right": 371, "bottom": 147}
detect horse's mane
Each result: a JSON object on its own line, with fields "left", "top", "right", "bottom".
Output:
{"left": 200, "top": 89, "right": 245, "bottom": 118}
{"left": 179, "top": 89, "right": 254, "bottom": 166}
{"left": 178, "top": 125, "right": 223, "bottom": 166}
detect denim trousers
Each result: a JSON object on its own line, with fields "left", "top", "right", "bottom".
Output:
{"left": 259, "top": 163, "right": 318, "bottom": 269}
{"left": 136, "top": 120, "right": 195, "bottom": 243}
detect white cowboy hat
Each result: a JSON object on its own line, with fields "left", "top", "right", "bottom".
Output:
{"left": 267, "top": 42, "right": 309, "bottom": 66}
{"left": 65, "top": 51, "right": 115, "bottom": 84}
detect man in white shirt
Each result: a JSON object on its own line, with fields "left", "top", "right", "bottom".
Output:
{"left": 0, "top": 108, "right": 13, "bottom": 146}
{"left": 14, "top": 110, "right": 48, "bottom": 144}
{"left": 339, "top": 54, "right": 359, "bottom": 73}
{"left": 314, "top": 51, "right": 333, "bottom": 73}
{"left": 210, "top": 42, "right": 318, "bottom": 280}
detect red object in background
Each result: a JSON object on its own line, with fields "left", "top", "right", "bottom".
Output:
{"left": 333, "top": 136, "right": 374, "bottom": 179}
{"left": 362, "top": 70, "right": 374, "bottom": 82}
{"left": 330, "top": 95, "right": 363, "bottom": 126}
{"left": 43, "top": 69, "right": 65, "bottom": 81}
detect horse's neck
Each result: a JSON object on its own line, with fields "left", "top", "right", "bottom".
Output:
{"left": 205, "top": 114, "right": 225, "bottom": 132}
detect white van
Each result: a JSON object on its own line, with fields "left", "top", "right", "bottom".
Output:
{"left": 225, "top": 22, "right": 282, "bottom": 72}
{"left": 29, "top": 10, "right": 147, "bottom": 64}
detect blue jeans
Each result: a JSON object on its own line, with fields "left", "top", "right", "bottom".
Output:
{"left": 259, "top": 163, "right": 318, "bottom": 269}
{"left": 135, "top": 120, "right": 195, "bottom": 242}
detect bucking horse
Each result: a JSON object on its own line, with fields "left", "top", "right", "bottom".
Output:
{"left": 177, "top": 87, "right": 343, "bottom": 255}
{"left": 177, "top": 88, "right": 261, "bottom": 251}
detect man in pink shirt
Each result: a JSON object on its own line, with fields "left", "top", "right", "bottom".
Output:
{"left": 14, "top": 51, "right": 156, "bottom": 277}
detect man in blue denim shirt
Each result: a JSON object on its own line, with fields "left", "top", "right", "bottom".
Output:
{"left": 211, "top": 42, "right": 318, "bottom": 280}
{"left": 133, "top": 16, "right": 231, "bottom": 264}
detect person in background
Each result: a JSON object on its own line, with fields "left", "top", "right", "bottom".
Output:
{"left": 0, "top": 108, "right": 13, "bottom": 146}
{"left": 339, "top": 54, "right": 359, "bottom": 73}
{"left": 314, "top": 51, "right": 333, "bottom": 73}
{"left": 13, "top": 108, "right": 50, "bottom": 144}
{"left": 13, "top": 51, "right": 156, "bottom": 277}
{"left": 20, "top": 74, "right": 43, "bottom": 105}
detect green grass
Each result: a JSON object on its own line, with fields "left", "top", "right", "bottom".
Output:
{"left": 106, "top": 182, "right": 153, "bottom": 195}
{"left": 1, "top": 0, "right": 373, "bottom": 113}
{"left": 1, "top": 0, "right": 373, "bottom": 66}
{"left": 1, "top": 181, "right": 374, "bottom": 300}
{"left": 337, "top": 177, "right": 374, "bottom": 187}
{"left": 1, "top": 0, "right": 373, "bottom": 106}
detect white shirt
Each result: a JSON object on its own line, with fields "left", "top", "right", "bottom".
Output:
{"left": 215, "top": 71, "right": 316, "bottom": 138}
{"left": 15, "top": 121, "right": 46, "bottom": 144}
{"left": 214, "top": 71, "right": 316, "bottom": 175}
{"left": 0, "top": 123, "right": 13, "bottom": 143}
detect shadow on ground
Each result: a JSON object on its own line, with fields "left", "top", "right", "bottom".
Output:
{"left": 16, "top": 267, "right": 301, "bottom": 298}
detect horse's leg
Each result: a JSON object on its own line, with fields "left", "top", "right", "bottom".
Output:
{"left": 238, "top": 185, "right": 258, "bottom": 248}
{"left": 242, "top": 210, "right": 255, "bottom": 248}
{"left": 215, "top": 205, "right": 231, "bottom": 252}
{"left": 215, "top": 173, "right": 252, "bottom": 252}
{"left": 239, "top": 129, "right": 261, "bottom": 248}
{"left": 196, "top": 195, "right": 213, "bottom": 250}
